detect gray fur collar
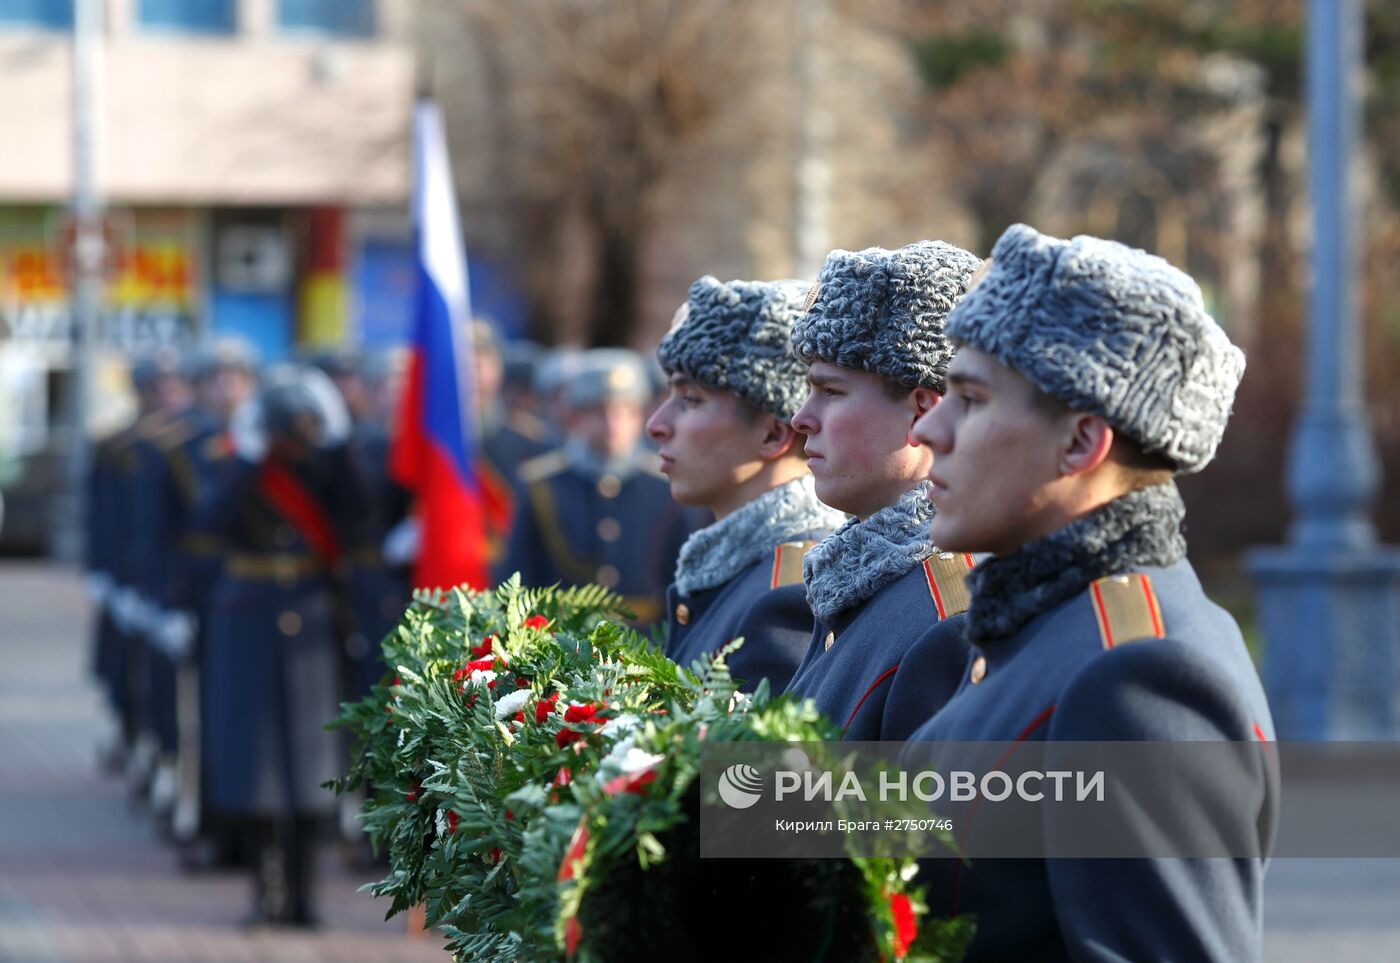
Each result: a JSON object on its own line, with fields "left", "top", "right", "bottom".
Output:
{"left": 674, "top": 476, "right": 847, "bottom": 596}
{"left": 803, "top": 483, "right": 938, "bottom": 621}
{"left": 966, "top": 482, "right": 1187, "bottom": 644}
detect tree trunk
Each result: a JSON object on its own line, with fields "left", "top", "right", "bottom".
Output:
{"left": 587, "top": 213, "right": 640, "bottom": 348}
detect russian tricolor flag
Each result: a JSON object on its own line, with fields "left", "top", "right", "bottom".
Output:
{"left": 389, "top": 98, "right": 493, "bottom": 591}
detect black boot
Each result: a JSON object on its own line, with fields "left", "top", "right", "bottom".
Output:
{"left": 241, "top": 819, "right": 292, "bottom": 927}
{"left": 287, "top": 815, "right": 321, "bottom": 928}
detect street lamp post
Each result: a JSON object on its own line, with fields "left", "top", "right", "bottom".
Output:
{"left": 1249, "top": 0, "right": 1400, "bottom": 739}
{"left": 52, "top": 0, "right": 105, "bottom": 564}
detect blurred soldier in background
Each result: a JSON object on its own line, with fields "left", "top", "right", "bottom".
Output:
{"left": 87, "top": 350, "right": 190, "bottom": 778}
{"left": 497, "top": 348, "right": 705, "bottom": 626}
{"left": 308, "top": 348, "right": 409, "bottom": 700}
{"left": 471, "top": 321, "right": 549, "bottom": 564}
{"left": 137, "top": 340, "right": 257, "bottom": 859}
{"left": 125, "top": 353, "right": 204, "bottom": 831}
{"left": 501, "top": 338, "right": 546, "bottom": 425}
{"left": 197, "top": 363, "right": 368, "bottom": 926}
{"left": 309, "top": 348, "right": 412, "bottom": 859}
{"left": 532, "top": 345, "right": 583, "bottom": 448}
{"left": 475, "top": 322, "right": 550, "bottom": 488}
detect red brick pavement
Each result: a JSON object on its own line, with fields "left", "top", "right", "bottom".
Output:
{"left": 0, "top": 562, "right": 445, "bottom": 963}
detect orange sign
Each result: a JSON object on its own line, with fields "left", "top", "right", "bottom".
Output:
{"left": 1, "top": 218, "right": 195, "bottom": 308}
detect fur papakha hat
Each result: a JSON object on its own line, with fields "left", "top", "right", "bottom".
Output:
{"left": 945, "top": 223, "right": 1245, "bottom": 474}
{"left": 656, "top": 276, "right": 811, "bottom": 420}
{"left": 789, "top": 240, "right": 983, "bottom": 394}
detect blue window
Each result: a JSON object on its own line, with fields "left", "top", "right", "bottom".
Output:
{"left": 0, "top": 0, "right": 73, "bottom": 29}
{"left": 279, "top": 0, "right": 373, "bottom": 38}
{"left": 139, "top": 0, "right": 235, "bottom": 34}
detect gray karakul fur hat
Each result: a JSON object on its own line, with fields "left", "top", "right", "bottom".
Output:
{"left": 789, "top": 240, "right": 983, "bottom": 394}
{"left": 656, "top": 276, "right": 812, "bottom": 420}
{"left": 946, "top": 223, "right": 1245, "bottom": 474}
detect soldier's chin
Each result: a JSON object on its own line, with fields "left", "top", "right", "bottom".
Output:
{"left": 928, "top": 516, "right": 975, "bottom": 555}
{"left": 810, "top": 478, "right": 853, "bottom": 516}
{"left": 666, "top": 477, "right": 705, "bottom": 509}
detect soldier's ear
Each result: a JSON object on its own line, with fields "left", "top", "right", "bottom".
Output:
{"left": 759, "top": 416, "right": 801, "bottom": 461}
{"left": 909, "top": 387, "right": 939, "bottom": 420}
{"left": 1059, "top": 413, "right": 1115, "bottom": 478}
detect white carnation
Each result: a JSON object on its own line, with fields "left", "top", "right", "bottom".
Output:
{"left": 598, "top": 713, "right": 640, "bottom": 739}
{"left": 460, "top": 668, "right": 497, "bottom": 692}
{"left": 493, "top": 688, "right": 531, "bottom": 721}
{"left": 595, "top": 738, "right": 663, "bottom": 784}
{"left": 618, "top": 747, "right": 665, "bottom": 774}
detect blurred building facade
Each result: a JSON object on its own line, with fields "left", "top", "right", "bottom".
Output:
{"left": 0, "top": 0, "right": 414, "bottom": 549}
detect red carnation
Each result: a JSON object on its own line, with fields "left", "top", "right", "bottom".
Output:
{"left": 515, "top": 676, "right": 530, "bottom": 688}
{"left": 890, "top": 892, "right": 916, "bottom": 959}
{"left": 454, "top": 657, "right": 499, "bottom": 684}
{"left": 563, "top": 702, "right": 604, "bottom": 724}
{"left": 523, "top": 614, "right": 550, "bottom": 630}
{"left": 470, "top": 634, "right": 496, "bottom": 658}
{"left": 490, "top": 847, "right": 501, "bottom": 864}
{"left": 535, "top": 693, "right": 559, "bottom": 723}
{"left": 557, "top": 702, "right": 604, "bottom": 746}
{"left": 447, "top": 810, "right": 458, "bottom": 835}
{"left": 601, "top": 768, "right": 657, "bottom": 797}
{"left": 513, "top": 711, "right": 525, "bottom": 723}
{"left": 406, "top": 779, "right": 421, "bottom": 803}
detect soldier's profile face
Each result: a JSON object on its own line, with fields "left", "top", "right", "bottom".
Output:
{"left": 790, "top": 362, "right": 932, "bottom": 520}
{"left": 647, "top": 375, "right": 771, "bottom": 515}
{"left": 914, "top": 348, "right": 1066, "bottom": 556}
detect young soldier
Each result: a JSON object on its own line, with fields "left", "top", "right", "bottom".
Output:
{"left": 783, "top": 240, "right": 983, "bottom": 740}
{"left": 647, "top": 276, "right": 847, "bottom": 692}
{"left": 498, "top": 349, "right": 704, "bottom": 625}
{"left": 908, "top": 224, "right": 1275, "bottom": 961}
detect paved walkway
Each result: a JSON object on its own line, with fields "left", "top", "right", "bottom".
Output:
{"left": 1, "top": 560, "right": 1397, "bottom": 962}
{"left": 0, "top": 561, "right": 445, "bottom": 963}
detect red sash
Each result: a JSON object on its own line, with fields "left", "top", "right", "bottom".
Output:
{"left": 257, "top": 461, "right": 342, "bottom": 567}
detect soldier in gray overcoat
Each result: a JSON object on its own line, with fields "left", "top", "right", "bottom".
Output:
{"left": 906, "top": 224, "right": 1276, "bottom": 961}
{"left": 782, "top": 240, "right": 984, "bottom": 740}
{"left": 648, "top": 276, "right": 846, "bottom": 692}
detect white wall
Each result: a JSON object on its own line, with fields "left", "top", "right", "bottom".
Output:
{"left": 0, "top": 0, "right": 413, "bottom": 205}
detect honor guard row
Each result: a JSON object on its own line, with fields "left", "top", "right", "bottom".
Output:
{"left": 84, "top": 217, "right": 1273, "bottom": 955}
{"left": 639, "top": 226, "right": 1273, "bottom": 961}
